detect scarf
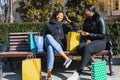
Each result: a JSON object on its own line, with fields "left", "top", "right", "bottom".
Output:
{"left": 49, "top": 19, "right": 64, "bottom": 28}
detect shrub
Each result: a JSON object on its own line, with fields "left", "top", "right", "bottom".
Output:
{"left": 0, "top": 22, "right": 45, "bottom": 44}
{"left": 0, "top": 22, "right": 119, "bottom": 54}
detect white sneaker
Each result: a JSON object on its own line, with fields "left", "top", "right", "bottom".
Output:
{"left": 63, "top": 59, "right": 72, "bottom": 68}
{"left": 67, "top": 72, "right": 81, "bottom": 80}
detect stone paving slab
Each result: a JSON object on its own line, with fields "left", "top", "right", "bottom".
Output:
{"left": 1, "top": 58, "right": 120, "bottom": 80}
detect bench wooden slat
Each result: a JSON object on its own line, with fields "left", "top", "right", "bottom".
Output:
{"left": 0, "top": 52, "right": 33, "bottom": 58}
{"left": 96, "top": 50, "right": 109, "bottom": 56}
{"left": 9, "top": 47, "right": 29, "bottom": 51}
{"left": 9, "top": 32, "right": 39, "bottom": 35}
{"left": 9, "top": 48, "right": 29, "bottom": 51}
{"left": 9, "top": 42, "right": 28, "bottom": 45}
{"left": 9, "top": 45, "right": 29, "bottom": 48}
{"left": 9, "top": 36, "right": 28, "bottom": 39}
{"left": 10, "top": 39, "right": 28, "bottom": 42}
{"left": 0, "top": 50, "right": 109, "bottom": 58}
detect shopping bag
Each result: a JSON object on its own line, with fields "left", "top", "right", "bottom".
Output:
{"left": 91, "top": 61, "right": 107, "bottom": 80}
{"left": 67, "top": 32, "right": 80, "bottom": 51}
{"left": 28, "top": 33, "right": 37, "bottom": 52}
{"left": 22, "top": 58, "right": 41, "bottom": 80}
{"left": 34, "top": 35, "right": 44, "bottom": 52}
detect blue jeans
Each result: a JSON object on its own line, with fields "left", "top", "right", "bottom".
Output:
{"left": 44, "top": 34, "right": 63, "bottom": 69}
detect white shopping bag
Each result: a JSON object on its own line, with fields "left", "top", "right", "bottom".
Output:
{"left": 34, "top": 35, "right": 44, "bottom": 52}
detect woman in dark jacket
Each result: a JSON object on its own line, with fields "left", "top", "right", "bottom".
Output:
{"left": 67, "top": 5, "right": 106, "bottom": 80}
{"left": 43, "top": 10, "right": 78, "bottom": 80}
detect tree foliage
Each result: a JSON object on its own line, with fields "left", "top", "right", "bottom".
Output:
{"left": 16, "top": 0, "right": 51, "bottom": 22}
{"left": 16, "top": 0, "right": 97, "bottom": 22}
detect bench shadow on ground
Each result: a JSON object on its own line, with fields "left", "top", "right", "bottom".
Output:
{"left": 2, "top": 71, "right": 22, "bottom": 80}
{"left": 2, "top": 59, "right": 22, "bottom": 80}
{"left": 41, "top": 57, "right": 120, "bottom": 80}
{"left": 42, "top": 60, "right": 91, "bottom": 80}
{"left": 112, "top": 57, "right": 120, "bottom": 65}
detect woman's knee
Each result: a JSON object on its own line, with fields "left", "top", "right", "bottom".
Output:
{"left": 47, "top": 45, "right": 53, "bottom": 51}
{"left": 45, "top": 34, "right": 55, "bottom": 44}
{"left": 45, "top": 34, "right": 53, "bottom": 40}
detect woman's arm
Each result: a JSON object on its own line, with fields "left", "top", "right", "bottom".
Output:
{"left": 82, "top": 17, "right": 106, "bottom": 40}
{"left": 70, "top": 21, "right": 79, "bottom": 31}
{"left": 65, "top": 15, "right": 79, "bottom": 31}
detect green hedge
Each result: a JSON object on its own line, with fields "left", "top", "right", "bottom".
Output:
{"left": 0, "top": 22, "right": 45, "bottom": 44}
{"left": 106, "top": 22, "right": 120, "bottom": 54}
{"left": 0, "top": 22, "right": 119, "bottom": 54}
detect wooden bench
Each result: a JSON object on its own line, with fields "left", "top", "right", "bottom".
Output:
{"left": 0, "top": 32, "right": 114, "bottom": 75}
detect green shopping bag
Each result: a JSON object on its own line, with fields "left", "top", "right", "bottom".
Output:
{"left": 91, "top": 61, "right": 107, "bottom": 80}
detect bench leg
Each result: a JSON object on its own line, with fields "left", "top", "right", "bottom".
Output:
{"left": 102, "top": 55, "right": 105, "bottom": 61}
{"left": 108, "top": 48, "right": 114, "bottom": 76}
{"left": 7, "top": 58, "right": 15, "bottom": 71}
{"left": 0, "top": 59, "right": 3, "bottom": 79}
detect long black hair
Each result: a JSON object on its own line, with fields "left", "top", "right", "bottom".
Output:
{"left": 50, "top": 10, "right": 65, "bottom": 21}
{"left": 84, "top": 4, "right": 100, "bottom": 17}
{"left": 85, "top": 4, "right": 96, "bottom": 12}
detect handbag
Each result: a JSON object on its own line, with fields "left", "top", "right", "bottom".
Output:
{"left": 28, "top": 33, "right": 37, "bottom": 52}
{"left": 22, "top": 55, "right": 41, "bottom": 80}
{"left": 34, "top": 33, "right": 44, "bottom": 52}
{"left": 67, "top": 32, "right": 80, "bottom": 51}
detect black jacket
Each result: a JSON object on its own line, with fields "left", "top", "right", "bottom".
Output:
{"left": 83, "top": 12, "right": 106, "bottom": 41}
{"left": 42, "top": 20, "right": 78, "bottom": 50}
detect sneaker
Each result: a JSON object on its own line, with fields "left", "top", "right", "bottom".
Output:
{"left": 67, "top": 72, "right": 81, "bottom": 80}
{"left": 63, "top": 59, "right": 72, "bottom": 68}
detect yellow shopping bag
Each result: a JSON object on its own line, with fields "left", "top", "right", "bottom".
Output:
{"left": 22, "top": 58, "right": 41, "bottom": 80}
{"left": 67, "top": 32, "right": 80, "bottom": 51}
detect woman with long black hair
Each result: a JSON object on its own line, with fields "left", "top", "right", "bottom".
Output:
{"left": 67, "top": 4, "right": 106, "bottom": 80}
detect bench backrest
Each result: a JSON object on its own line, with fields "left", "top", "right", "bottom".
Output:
{"left": 8, "top": 32, "right": 39, "bottom": 52}
{"left": 7, "top": 32, "right": 111, "bottom": 56}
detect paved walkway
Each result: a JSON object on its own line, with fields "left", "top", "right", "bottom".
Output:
{"left": 1, "top": 57, "right": 120, "bottom": 80}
